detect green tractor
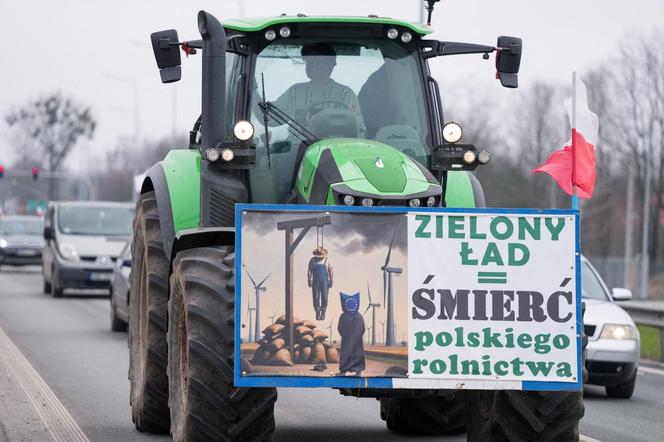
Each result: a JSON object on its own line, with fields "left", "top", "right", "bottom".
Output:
{"left": 130, "top": 4, "right": 584, "bottom": 441}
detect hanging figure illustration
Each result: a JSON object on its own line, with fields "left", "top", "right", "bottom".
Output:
{"left": 308, "top": 246, "right": 333, "bottom": 321}
{"left": 338, "top": 292, "right": 366, "bottom": 376}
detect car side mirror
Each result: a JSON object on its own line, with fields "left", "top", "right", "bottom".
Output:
{"left": 151, "top": 29, "right": 182, "bottom": 83}
{"left": 43, "top": 227, "right": 53, "bottom": 240}
{"left": 611, "top": 288, "right": 632, "bottom": 301}
{"left": 122, "top": 258, "right": 132, "bottom": 267}
{"left": 496, "top": 36, "right": 522, "bottom": 88}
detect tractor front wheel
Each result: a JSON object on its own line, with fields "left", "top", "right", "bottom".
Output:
{"left": 168, "top": 246, "right": 277, "bottom": 441}
{"left": 128, "top": 191, "right": 170, "bottom": 433}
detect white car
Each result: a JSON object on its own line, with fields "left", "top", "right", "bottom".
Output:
{"left": 582, "top": 256, "right": 639, "bottom": 398}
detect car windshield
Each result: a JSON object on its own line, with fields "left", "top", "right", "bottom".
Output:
{"left": 57, "top": 206, "right": 133, "bottom": 236}
{"left": 249, "top": 39, "right": 430, "bottom": 203}
{"left": 0, "top": 218, "right": 43, "bottom": 235}
{"left": 581, "top": 261, "right": 610, "bottom": 300}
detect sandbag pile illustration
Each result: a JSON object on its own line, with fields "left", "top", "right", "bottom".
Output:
{"left": 251, "top": 315, "right": 339, "bottom": 366}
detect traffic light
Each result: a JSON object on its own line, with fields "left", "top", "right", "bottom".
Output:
{"left": 31, "top": 166, "right": 39, "bottom": 180}
{"left": 0, "top": 164, "right": 4, "bottom": 178}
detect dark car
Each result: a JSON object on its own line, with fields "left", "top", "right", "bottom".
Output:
{"left": 0, "top": 215, "right": 44, "bottom": 268}
{"left": 110, "top": 239, "right": 131, "bottom": 331}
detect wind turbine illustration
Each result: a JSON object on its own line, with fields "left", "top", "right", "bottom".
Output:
{"left": 363, "top": 281, "right": 381, "bottom": 346}
{"left": 245, "top": 267, "right": 271, "bottom": 343}
{"left": 268, "top": 311, "right": 278, "bottom": 325}
{"left": 382, "top": 223, "right": 403, "bottom": 346}
{"left": 247, "top": 306, "right": 256, "bottom": 342}
{"left": 366, "top": 326, "right": 373, "bottom": 344}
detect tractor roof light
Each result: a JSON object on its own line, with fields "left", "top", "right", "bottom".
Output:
{"left": 409, "top": 198, "right": 421, "bottom": 208}
{"left": 265, "top": 29, "right": 276, "bottom": 41}
{"left": 233, "top": 120, "right": 254, "bottom": 141}
{"left": 279, "top": 26, "right": 291, "bottom": 38}
{"left": 221, "top": 149, "right": 235, "bottom": 162}
{"left": 205, "top": 148, "right": 220, "bottom": 162}
{"left": 401, "top": 32, "right": 412, "bottom": 43}
{"left": 387, "top": 28, "right": 399, "bottom": 40}
{"left": 478, "top": 150, "right": 491, "bottom": 164}
{"left": 343, "top": 195, "right": 355, "bottom": 206}
{"left": 463, "top": 150, "right": 477, "bottom": 164}
{"left": 442, "top": 122, "right": 463, "bottom": 144}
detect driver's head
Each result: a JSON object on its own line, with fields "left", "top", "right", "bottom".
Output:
{"left": 302, "top": 43, "right": 337, "bottom": 84}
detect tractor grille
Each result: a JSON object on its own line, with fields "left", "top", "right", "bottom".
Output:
{"left": 209, "top": 187, "right": 236, "bottom": 227}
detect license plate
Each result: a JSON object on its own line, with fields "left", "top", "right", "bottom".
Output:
{"left": 89, "top": 272, "right": 112, "bottom": 281}
{"left": 16, "top": 249, "right": 37, "bottom": 256}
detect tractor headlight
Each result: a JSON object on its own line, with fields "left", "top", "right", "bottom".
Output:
{"left": 205, "top": 148, "right": 220, "bottom": 162}
{"left": 221, "top": 149, "right": 235, "bottom": 162}
{"left": 58, "top": 243, "right": 80, "bottom": 262}
{"left": 442, "top": 122, "right": 463, "bottom": 144}
{"left": 233, "top": 120, "right": 254, "bottom": 141}
{"left": 279, "top": 26, "right": 291, "bottom": 38}
{"left": 478, "top": 150, "right": 491, "bottom": 164}
{"left": 343, "top": 195, "right": 355, "bottom": 206}
{"left": 401, "top": 32, "right": 412, "bottom": 43}
{"left": 265, "top": 29, "right": 277, "bottom": 41}
{"left": 360, "top": 198, "right": 374, "bottom": 207}
{"left": 463, "top": 150, "right": 477, "bottom": 164}
{"left": 387, "top": 28, "right": 399, "bottom": 40}
{"left": 600, "top": 324, "right": 638, "bottom": 340}
{"left": 409, "top": 198, "right": 421, "bottom": 208}
{"left": 426, "top": 197, "right": 437, "bottom": 207}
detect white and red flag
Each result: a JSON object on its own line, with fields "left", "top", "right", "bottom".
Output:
{"left": 532, "top": 74, "right": 599, "bottom": 199}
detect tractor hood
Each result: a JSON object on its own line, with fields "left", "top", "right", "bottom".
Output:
{"left": 295, "top": 138, "right": 441, "bottom": 206}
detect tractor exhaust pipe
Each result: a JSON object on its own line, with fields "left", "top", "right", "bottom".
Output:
{"left": 197, "top": 10, "right": 226, "bottom": 152}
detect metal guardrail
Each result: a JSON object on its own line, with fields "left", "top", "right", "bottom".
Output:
{"left": 619, "top": 300, "right": 664, "bottom": 361}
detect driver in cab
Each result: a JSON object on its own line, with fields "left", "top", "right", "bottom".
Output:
{"left": 271, "top": 43, "right": 366, "bottom": 135}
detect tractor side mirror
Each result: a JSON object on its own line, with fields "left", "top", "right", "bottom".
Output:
{"left": 43, "top": 227, "right": 53, "bottom": 240}
{"left": 151, "top": 29, "right": 182, "bottom": 83}
{"left": 495, "top": 36, "right": 522, "bottom": 88}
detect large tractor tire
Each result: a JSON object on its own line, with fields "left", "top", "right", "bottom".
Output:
{"left": 465, "top": 304, "right": 588, "bottom": 441}
{"left": 380, "top": 393, "right": 465, "bottom": 435}
{"left": 128, "top": 191, "right": 170, "bottom": 433}
{"left": 168, "top": 246, "right": 277, "bottom": 441}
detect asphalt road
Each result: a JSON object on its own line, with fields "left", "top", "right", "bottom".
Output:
{"left": 0, "top": 266, "right": 663, "bottom": 441}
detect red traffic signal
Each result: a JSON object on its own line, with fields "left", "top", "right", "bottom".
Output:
{"left": 0, "top": 164, "right": 4, "bottom": 178}
{"left": 31, "top": 166, "right": 39, "bottom": 180}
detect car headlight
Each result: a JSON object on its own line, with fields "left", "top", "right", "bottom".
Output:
{"left": 600, "top": 324, "right": 638, "bottom": 340}
{"left": 58, "top": 243, "right": 80, "bottom": 262}
{"left": 0, "top": 238, "right": 7, "bottom": 248}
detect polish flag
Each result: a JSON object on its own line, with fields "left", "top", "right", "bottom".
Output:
{"left": 532, "top": 75, "right": 599, "bottom": 199}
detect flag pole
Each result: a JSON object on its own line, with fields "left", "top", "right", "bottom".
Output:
{"left": 571, "top": 72, "right": 579, "bottom": 210}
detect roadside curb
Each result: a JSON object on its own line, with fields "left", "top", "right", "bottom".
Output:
{"left": 639, "top": 358, "right": 664, "bottom": 369}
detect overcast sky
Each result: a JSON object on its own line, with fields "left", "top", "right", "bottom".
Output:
{"left": 1, "top": 0, "right": 663, "bottom": 171}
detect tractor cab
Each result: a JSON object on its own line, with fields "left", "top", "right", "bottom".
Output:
{"left": 150, "top": 11, "right": 521, "bottom": 222}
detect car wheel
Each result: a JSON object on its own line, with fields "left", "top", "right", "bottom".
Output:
{"left": 110, "top": 294, "right": 128, "bottom": 332}
{"left": 606, "top": 372, "right": 636, "bottom": 399}
{"left": 43, "top": 279, "right": 52, "bottom": 294}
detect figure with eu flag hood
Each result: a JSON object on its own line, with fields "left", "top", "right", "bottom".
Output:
{"left": 338, "top": 292, "right": 366, "bottom": 376}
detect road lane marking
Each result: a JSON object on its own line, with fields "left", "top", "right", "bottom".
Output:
{"left": 638, "top": 365, "right": 664, "bottom": 377}
{"left": 580, "top": 435, "right": 602, "bottom": 442}
{"left": 0, "top": 324, "right": 89, "bottom": 442}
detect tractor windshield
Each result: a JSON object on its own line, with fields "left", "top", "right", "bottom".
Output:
{"left": 249, "top": 39, "right": 430, "bottom": 203}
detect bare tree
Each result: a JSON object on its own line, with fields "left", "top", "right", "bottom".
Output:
{"left": 5, "top": 92, "right": 96, "bottom": 172}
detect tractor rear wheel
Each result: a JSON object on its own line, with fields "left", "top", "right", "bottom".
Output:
{"left": 128, "top": 191, "right": 170, "bottom": 433}
{"left": 168, "top": 246, "right": 277, "bottom": 441}
{"left": 380, "top": 393, "right": 465, "bottom": 435}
